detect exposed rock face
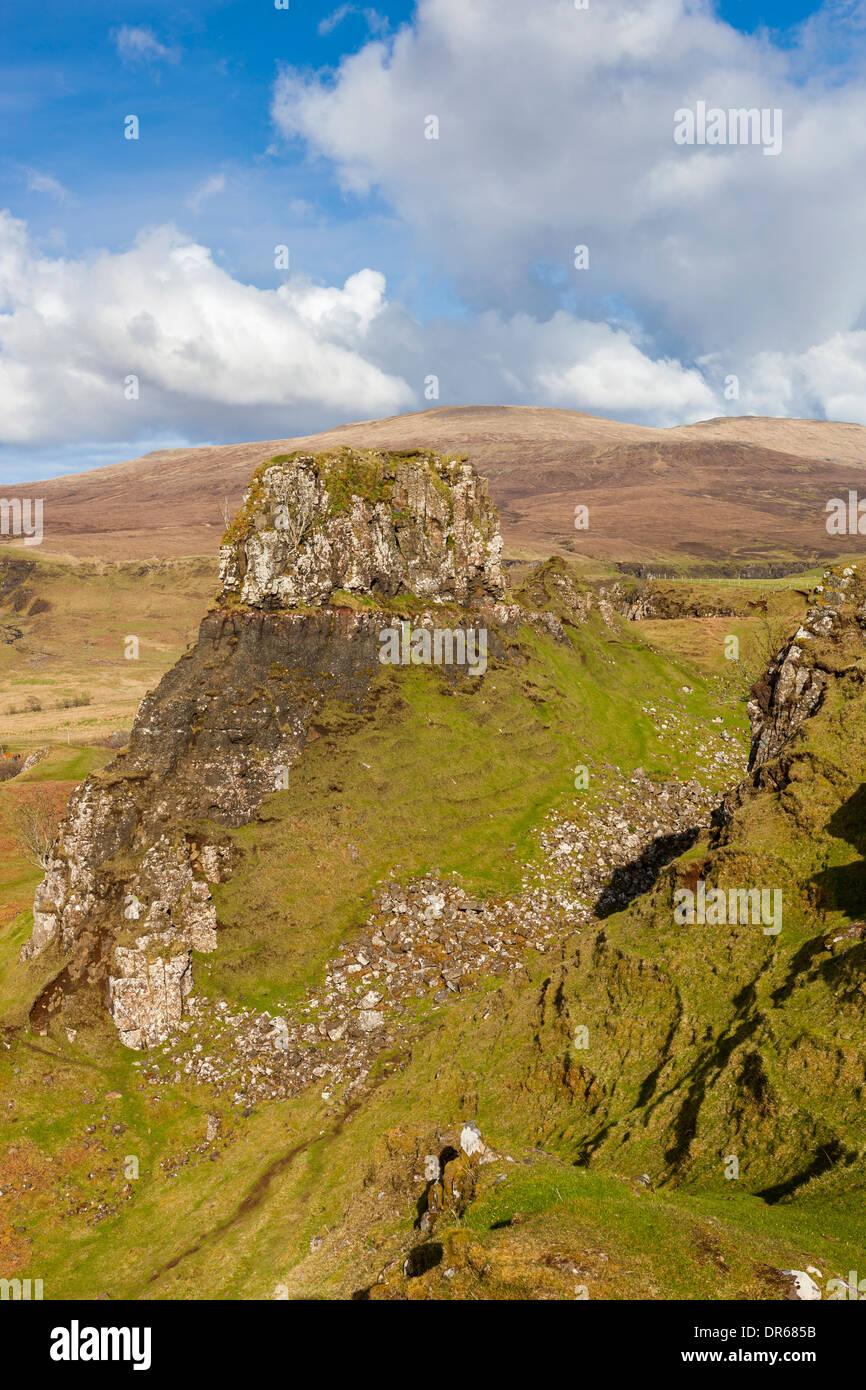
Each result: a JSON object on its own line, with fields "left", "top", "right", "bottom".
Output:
{"left": 605, "top": 581, "right": 742, "bottom": 623}
{"left": 107, "top": 939, "right": 193, "bottom": 1051}
{"left": 714, "top": 563, "right": 866, "bottom": 836}
{"left": 218, "top": 448, "right": 505, "bottom": 610}
{"left": 129, "top": 765, "right": 729, "bottom": 1107}
{"left": 747, "top": 564, "right": 864, "bottom": 771}
{"left": 20, "top": 450, "right": 511, "bottom": 1050}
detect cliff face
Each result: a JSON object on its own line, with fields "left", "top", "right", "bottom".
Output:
{"left": 747, "top": 564, "right": 865, "bottom": 773}
{"left": 22, "top": 608, "right": 400, "bottom": 1047}
{"left": 218, "top": 447, "right": 505, "bottom": 609}
{"left": 19, "top": 450, "right": 514, "bottom": 1050}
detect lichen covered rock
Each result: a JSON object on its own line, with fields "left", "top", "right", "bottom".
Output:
{"left": 107, "top": 937, "right": 193, "bottom": 1050}
{"left": 218, "top": 448, "right": 505, "bottom": 610}
{"left": 748, "top": 563, "right": 865, "bottom": 771}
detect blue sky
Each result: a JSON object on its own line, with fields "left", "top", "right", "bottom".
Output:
{"left": 0, "top": 0, "right": 820, "bottom": 281}
{"left": 2, "top": 0, "right": 865, "bottom": 482}
{"left": 3, "top": 5, "right": 406, "bottom": 284}
{"left": 718, "top": 0, "right": 822, "bottom": 27}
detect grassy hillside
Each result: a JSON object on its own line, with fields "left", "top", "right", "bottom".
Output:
{"left": 0, "top": 549, "right": 217, "bottom": 745}
{"left": 201, "top": 595, "right": 742, "bottom": 1015}
{"left": 1, "top": 560, "right": 862, "bottom": 1300}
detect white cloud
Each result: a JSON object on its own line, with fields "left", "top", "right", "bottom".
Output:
{"left": 8, "top": 0, "right": 866, "bottom": 479}
{"left": 114, "top": 25, "right": 179, "bottom": 66}
{"left": 5, "top": 202, "right": 865, "bottom": 468}
{"left": 740, "top": 332, "right": 866, "bottom": 424}
{"left": 0, "top": 212, "right": 414, "bottom": 447}
{"left": 533, "top": 323, "right": 717, "bottom": 419}
{"left": 24, "top": 169, "right": 70, "bottom": 203}
{"left": 318, "top": 6, "right": 388, "bottom": 37}
{"left": 0, "top": 205, "right": 750, "bottom": 459}
{"left": 361, "top": 305, "right": 721, "bottom": 425}
{"left": 319, "top": 5, "right": 355, "bottom": 36}
{"left": 272, "top": 0, "right": 866, "bottom": 379}
{"left": 186, "top": 174, "right": 227, "bottom": 212}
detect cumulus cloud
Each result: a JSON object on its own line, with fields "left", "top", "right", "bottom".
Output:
{"left": 360, "top": 306, "right": 719, "bottom": 425}
{"left": 272, "top": 0, "right": 866, "bottom": 393}
{"left": 6, "top": 0, "right": 866, "bottom": 481}
{"left": 0, "top": 212, "right": 414, "bottom": 447}
{"left": 531, "top": 323, "right": 717, "bottom": 420}
{"left": 739, "top": 332, "right": 866, "bottom": 423}
{"left": 4, "top": 203, "right": 864, "bottom": 470}
{"left": 9, "top": 0, "right": 865, "bottom": 476}
{"left": 114, "top": 25, "right": 179, "bottom": 66}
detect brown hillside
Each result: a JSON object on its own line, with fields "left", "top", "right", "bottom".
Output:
{"left": 4, "top": 405, "right": 866, "bottom": 567}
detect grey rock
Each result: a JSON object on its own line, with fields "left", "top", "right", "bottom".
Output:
{"left": 460, "top": 1122, "right": 484, "bottom": 1158}
{"left": 218, "top": 449, "right": 505, "bottom": 611}
{"left": 423, "top": 1154, "right": 441, "bottom": 1183}
{"left": 357, "top": 1010, "right": 385, "bottom": 1033}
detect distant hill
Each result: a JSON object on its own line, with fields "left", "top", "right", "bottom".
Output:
{"left": 5, "top": 405, "right": 866, "bottom": 567}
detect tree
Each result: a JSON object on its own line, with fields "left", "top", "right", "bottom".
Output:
{"left": 12, "top": 788, "right": 60, "bottom": 870}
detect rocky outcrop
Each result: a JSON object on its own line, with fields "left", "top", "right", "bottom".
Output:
{"left": 747, "top": 564, "right": 864, "bottom": 771}
{"left": 20, "top": 450, "right": 512, "bottom": 1049}
{"left": 712, "top": 563, "right": 866, "bottom": 837}
{"left": 218, "top": 447, "right": 505, "bottom": 610}
{"left": 604, "top": 579, "right": 768, "bottom": 624}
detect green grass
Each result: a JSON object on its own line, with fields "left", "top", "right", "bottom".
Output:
{"left": 1, "top": 561, "right": 863, "bottom": 1300}
{"left": 4, "top": 971, "right": 858, "bottom": 1301}
{"left": 200, "top": 607, "right": 740, "bottom": 1014}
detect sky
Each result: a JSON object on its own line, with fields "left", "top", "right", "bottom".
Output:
{"left": 1, "top": 0, "right": 865, "bottom": 482}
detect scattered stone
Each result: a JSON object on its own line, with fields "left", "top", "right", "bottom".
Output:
{"left": 781, "top": 1270, "right": 822, "bottom": 1301}
{"left": 357, "top": 1010, "right": 385, "bottom": 1034}
{"left": 460, "top": 1123, "right": 485, "bottom": 1158}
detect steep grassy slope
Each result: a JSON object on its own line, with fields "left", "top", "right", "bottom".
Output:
{"left": 1, "top": 944, "right": 860, "bottom": 1301}
{"left": 202, "top": 589, "right": 741, "bottom": 1015}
